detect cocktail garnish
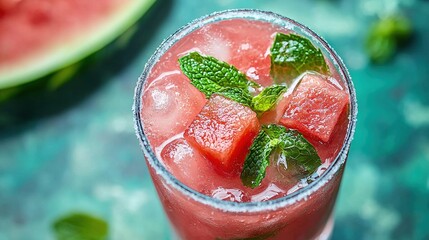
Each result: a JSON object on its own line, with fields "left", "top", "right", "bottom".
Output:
{"left": 270, "top": 33, "right": 329, "bottom": 84}
{"left": 179, "top": 52, "right": 259, "bottom": 92}
{"left": 241, "top": 124, "right": 320, "bottom": 188}
{"left": 179, "top": 52, "right": 285, "bottom": 113}
{"left": 251, "top": 85, "right": 287, "bottom": 114}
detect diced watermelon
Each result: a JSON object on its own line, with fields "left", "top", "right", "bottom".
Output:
{"left": 279, "top": 73, "right": 349, "bottom": 143}
{"left": 184, "top": 94, "right": 260, "bottom": 175}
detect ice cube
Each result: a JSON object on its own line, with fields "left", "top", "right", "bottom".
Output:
{"left": 160, "top": 138, "right": 227, "bottom": 193}
{"left": 250, "top": 183, "right": 286, "bottom": 202}
{"left": 211, "top": 187, "right": 247, "bottom": 202}
{"left": 141, "top": 71, "right": 206, "bottom": 147}
{"left": 263, "top": 149, "right": 310, "bottom": 191}
{"left": 203, "top": 35, "right": 231, "bottom": 62}
{"left": 174, "top": 25, "right": 232, "bottom": 63}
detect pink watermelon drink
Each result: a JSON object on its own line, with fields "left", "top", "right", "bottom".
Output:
{"left": 134, "top": 9, "right": 357, "bottom": 240}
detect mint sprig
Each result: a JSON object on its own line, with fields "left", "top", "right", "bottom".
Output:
{"left": 52, "top": 212, "right": 108, "bottom": 240}
{"left": 241, "top": 124, "right": 320, "bottom": 188}
{"left": 252, "top": 85, "right": 287, "bottom": 114}
{"left": 270, "top": 33, "right": 329, "bottom": 84}
{"left": 179, "top": 52, "right": 286, "bottom": 111}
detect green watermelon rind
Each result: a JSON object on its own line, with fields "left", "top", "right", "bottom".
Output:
{"left": 0, "top": 0, "right": 156, "bottom": 89}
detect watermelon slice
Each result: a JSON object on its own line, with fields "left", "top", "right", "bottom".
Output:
{"left": 184, "top": 94, "right": 260, "bottom": 175}
{"left": 0, "top": 0, "right": 155, "bottom": 89}
{"left": 279, "top": 73, "right": 349, "bottom": 143}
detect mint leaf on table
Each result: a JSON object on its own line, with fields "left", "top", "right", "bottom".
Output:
{"left": 179, "top": 52, "right": 260, "bottom": 93}
{"left": 270, "top": 33, "right": 329, "bottom": 85}
{"left": 52, "top": 212, "right": 108, "bottom": 240}
{"left": 251, "top": 85, "right": 287, "bottom": 114}
{"left": 241, "top": 124, "right": 320, "bottom": 188}
{"left": 365, "top": 14, "right": 412, "bottom": 63}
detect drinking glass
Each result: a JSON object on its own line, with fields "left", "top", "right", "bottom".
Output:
{"left": 133, "top": 9, "right": 357, "bottom": 240}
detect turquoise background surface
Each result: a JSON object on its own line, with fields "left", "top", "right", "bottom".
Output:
{"left": 1, "top": 0, "right": 429, "bottom": 239}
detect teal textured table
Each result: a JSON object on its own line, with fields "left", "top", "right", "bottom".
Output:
{"left": 1, "top": 0, "right": 429, "bottom": 239}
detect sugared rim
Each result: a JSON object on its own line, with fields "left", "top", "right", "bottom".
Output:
{"left": 133, "top": 9, "right": 357, "bottom": 213}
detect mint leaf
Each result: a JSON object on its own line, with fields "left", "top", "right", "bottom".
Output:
{"left": 179, "top": 52, "right": 260, "bottom": 93}
{"left": 52, "top": 212, "right": 108, "bottom": 240}
{"left": 264, "top": 125, "right": 319, "bottom": 173}
{"left": 241, "top": 124, "right": 320, "bottom": 188}
{"left": 240, "top": 129, "right": 278, "bottom": 188}
{"left": 365, "top": 15, "right": 412, "bottom": 63}
{"left": 270, "top": 33, "right": 329, "bottom": 84}
{"left": 365, "top": 34, "right": 396, "bottom": 64}
{"left": 179, "top": 53, "right": 288, "bottom": 114}
{"left": 252, "top": 85, "right": 287, "bottom": 114}
{"left": 179, "top": 52, "right": 259, "bottom": 106}
{"left": 185, "top": 75, "right": 224, "bottom": 97}
{"left": 217, "top": 87, "right": 253, "bottom": 107}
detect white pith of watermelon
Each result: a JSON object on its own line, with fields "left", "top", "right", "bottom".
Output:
{"left": 0, "top": 0, "right": 156, "bottom": 89}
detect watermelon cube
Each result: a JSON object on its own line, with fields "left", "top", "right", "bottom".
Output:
{"left": 279, "top": 73, "right": 349, "bottom": 143}
{"left": 184, "top": 94, "right": 260, "bottom": 175}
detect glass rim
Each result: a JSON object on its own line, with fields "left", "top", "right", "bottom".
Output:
{"left": 133, "top": 9, "right": 357, "bottom": 213}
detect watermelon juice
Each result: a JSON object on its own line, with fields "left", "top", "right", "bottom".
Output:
{"left": 134, "top": 10, "right": 357, "bottom": 240}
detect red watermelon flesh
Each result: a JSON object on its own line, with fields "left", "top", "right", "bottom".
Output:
{"left": 184, "top": 94, "right": 260, "bottom": 176}
{"left": 280, "top": 73, "right": 349, "bottom": 143}
{"left": 0, "top": 0, "right": 155, "bottom": 89}
{"left": 0, "top": 0, "right": 123, "bottom": 63}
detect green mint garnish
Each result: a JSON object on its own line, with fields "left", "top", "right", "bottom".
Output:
{"left": 241, "top": 124, "right": 320, "bottom": 188}
{"left": 179, "top": 52, "right": 288, "bottom": 110}
{"left": 252, "top": 85, "right": 287, "bottom": 114}
{"left": 266, "top": 125, "right": 320, "bottom": 173}
{"left": 52, "top": 212, "right": 108, "bottom": 240}
{"left": 270, "top": 33, "right": 329, "bottom": 84}
{"left": 240, "top": 128, "right": 277, "bottom": 188}
{"left": 365, "top": 14, "right": 412, "bottom": 63}
{"left": 179, "top": 52, "right": 287, "bottom": 110}
{"left": 217, "top": 87, "right": 253, "bottom": 107}
{"left": 179, "top": 52, "right": 260, "bottom": 95}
